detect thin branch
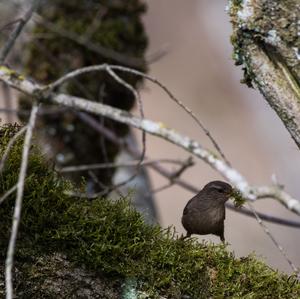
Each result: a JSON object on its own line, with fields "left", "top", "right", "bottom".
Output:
{"left": 148, "top": 158, "right": 194, "bottom": 195}
{"left": 0, "top": 0, "right": 41, "bottom": 64}
{"left": 5, "top": 103, "right": 39, "bottom": 299}
{"left": 168, "top": 156, "right": 194, "bottom": 180}
{"left": 104, "top": 65, "right": 147, "bottom": 192}
{"left": 0, "top": 19, "right": 22, "bottom": 33}
{"left": 58, "top": 158, "right": 191, "bottom": 173}
{"left": 247, "top": 202, "right": 299, "bottom": 277}
{"left": 0, "top": 184, "right": 18, "bottom": 206}
{"left": 150, "top": 182, "right": 173, "bottom": 195}
{"left": 0, "top": 126, "right": 28, "bottom": 173}
{"left": 82, "top": 6, "right": 107, "bottom": 40}
{"left": 88, "top": 170, "right": 124, "bottom": 198}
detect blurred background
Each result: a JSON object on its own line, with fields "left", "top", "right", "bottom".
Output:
{"left": 1, "top": 0, "right": 300, "bottom": 274}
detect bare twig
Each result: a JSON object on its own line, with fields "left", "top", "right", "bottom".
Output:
{"left": 150, "top": 183, "right": 173, "bottom": 195}
{"left": 146, "top": 44, "right": 170, "bottom": 64}
{"left": 0, "top": 184, "right": 18, "bottom": 206}
{"left": 5, "top": 103, "right": 39, "bottom": 299}
{"left": 169, "top": 156, "right": 194, "bottom": 180}
{"left": 97, "top": 84, "right": 110, "bottom": 169}
{"left": 148, "top": 158, "right": 194, "bottom": 196}
{"left": 0, "top": 0, "right": 41, "bottom": 64}
{"left": 58, "top": 158, "right": 191, "bottom": 173}
{"left": 88, "top": 170, "right": 124, "bottom": 198}
{"left": 0, "top": 126, "right": 28, "bottom": 173}
{"left": 104, "top": 65, "right": 147, "bottom": 192}
{"left": 0, "top": 19, "right": 22, "bottom": 33}
{"left": 247, "top": 202, "right": 299, "bottom": 277}
{"left": 82, "top": 6, "right": 107, "bottom": 40}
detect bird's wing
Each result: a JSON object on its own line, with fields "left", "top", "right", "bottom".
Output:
{"left": 183, "top": 192, "right": 211, "bottom": 215}
{"left": 183, "top": 198, "right": 194, "bottom": 215}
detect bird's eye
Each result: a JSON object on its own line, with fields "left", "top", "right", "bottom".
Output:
{"left": 211, "top": 185, "right": 225, "bottom": 193}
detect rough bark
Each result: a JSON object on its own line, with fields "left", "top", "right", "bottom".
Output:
{"left": 229, "top": 0, "right": 300, "bottom": 148}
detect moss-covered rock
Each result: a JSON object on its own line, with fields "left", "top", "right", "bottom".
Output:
{"left": 1, "top": 124, "right": 300, "bottom": 298}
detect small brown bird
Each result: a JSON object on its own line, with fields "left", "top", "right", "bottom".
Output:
{"left": 181, "top": 181, "right": 233, "bottom": 242}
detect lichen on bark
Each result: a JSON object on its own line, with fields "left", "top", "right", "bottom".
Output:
{"left": 228, "top": 0, "right": 300, "bottom": 148}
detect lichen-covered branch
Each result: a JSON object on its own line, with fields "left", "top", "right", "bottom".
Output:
{"left": 228, "top": 0, "right": 300, "bottom": 148}
{"left": 1, "top": 65, "right": 300, "bottom": 216}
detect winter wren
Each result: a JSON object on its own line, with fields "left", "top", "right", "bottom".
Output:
{"left": 181, "top": 181, "right": 233, "bottom": 242}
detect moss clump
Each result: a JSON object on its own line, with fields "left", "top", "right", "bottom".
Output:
{"left": 1, "top": 124, "right": 300, "bottom": 298}
{"left": 232, "top": 189, "right": 246, "bottom": 208}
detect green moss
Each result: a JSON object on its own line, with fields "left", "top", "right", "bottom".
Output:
{"left": 231, "top": 189, "right": 246, "bottom": 208}
{"left": 1, "top": 124, "right": 300, "bottom": 298}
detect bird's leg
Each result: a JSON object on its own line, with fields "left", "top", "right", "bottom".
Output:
{"left": 220, "top": 234, "right": 225, "bottom": 243}
{"left": 180, "top": 232, "right": 191, "bottom": 240}
{"left": 217, "top": 224, "right": 225, "bottom": 243}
